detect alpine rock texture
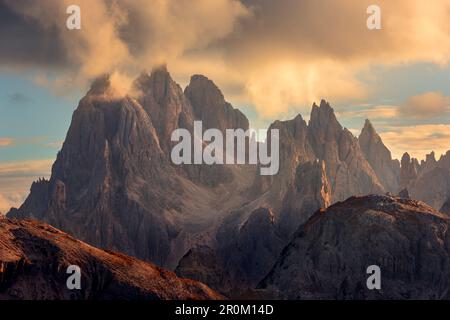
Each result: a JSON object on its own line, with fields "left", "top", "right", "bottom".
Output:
{"left": 8, "top": 67, "right": 254, "bottom": 270}
{"left": 259, "top": 195, "right": 450, "bottom": 299}
{"left": 0, "top": 217, "right": 222, "bottom": 300}
{"left": 6, "top": 67, "right": 450, "bottom": 299}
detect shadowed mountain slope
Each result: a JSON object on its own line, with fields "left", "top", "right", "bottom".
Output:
{"left": 259, "top": 195, "right": 450, "bottom": 299}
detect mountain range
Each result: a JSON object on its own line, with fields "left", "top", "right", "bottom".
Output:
{"left": 5, "top": 66, "right": 450, "bottom": 299}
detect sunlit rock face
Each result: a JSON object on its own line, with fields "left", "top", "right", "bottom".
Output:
{"left": 358, "top": 119, "right": 400, "bottom": 193}
{"left": 0, "top": 217, "right": 222, "bottom": 300}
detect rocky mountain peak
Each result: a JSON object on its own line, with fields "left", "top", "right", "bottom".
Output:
{"left": 400, "top": 152, "right": 419, "bottom": 188}
{"left": 148, "top": 65, "right": 179, "bottom": 104}
{"left": 131, "top": 66, "right": 183, "bottom": 105}
{"left": 85, "top": 74, "right": 127, "bottom": 99}
{"left": 309, "top": 99, "right": 340, "bottom": 128}
{"left": 306, "top": 101, "right": 384, "bottom": 201}
{"left": 87, "top": 74, "right": 112, "bottom": 95}
{"left": 426, "top": 151, "right": 437, "bottom": 163}
{"left": 359, "top": 119, "right": 399, "bottom": 192}
{"left": 361, "top": 119, "right": 377, "bottom": 137}
{"left": 187, "top": 74, "right": 226, "bottom": 104}
{"left": 184, "top": 74, "right": 248, "bottom": 131}
{"left": 401, "top": 152, "right": 411, "bottom": 166}
{"left": 132, "top": 70, "right": 152, "bottom": 92}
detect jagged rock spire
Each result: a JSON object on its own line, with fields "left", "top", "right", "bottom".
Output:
{"left": 358, "top": 118, "right": 400, "bottom": 192}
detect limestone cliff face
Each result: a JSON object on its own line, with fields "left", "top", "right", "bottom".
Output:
{"left": 253, "top": 101, "right": 383, "bottom": 214}
{"left": 176, "top": 99, "right": 422, "bottom": 295}
{"left": 358, "top": 119, "right": 400, "bottom": 192}
{"left": 401, "top": 151, "right": 450, "bottom": 210}
{"left": 400, "top": 153, "right": 419, "bottom": 189}
{"left": 185, "top": 74, "right": 249, "bottom": 132}
{"left": 182, "top": 73, "right": 250, "bottom": 187}
{"left": 409, "top": 167, "right": 450, "bottom": 210}
{"left": 259, "top": 195, "right": 450, "bottom": 299}
{"left": 253, "top": 114, "right": 315, "bottom": 197}
{"left": 132, "top": 66, "right": 195, "bottom": 153}
{"left": 307, "top": 101, "right": 385, "bottom": 201}
{"left": 0, "top": 217, "right": 222, "bottom": 300}
{"left": 7, "top": 69, "right": 252, "bottom": 269}
{"left": 218, "top": 208, "right": 285, "bottom": 292}
{"left": 10, "top": 75, "right": 179, "bottom": 267}
{"left": 177, "top": 207, "right": 286, "bottom": 297}
{"left": 6, "top": 66, "right": 450, "bottom": 298}
{"left": 278, "top": 160, "right": 331, "bottom": 237}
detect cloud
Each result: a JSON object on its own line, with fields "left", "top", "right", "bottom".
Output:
{"left": 0, "top": 0, "right": 249, "bottom": 92}
{"left": 0, "top": 159, "right": 53, "bottom": 177}
{"left": 0, "top": 136, "right": 54, "bottom": 149}
{"left": 0, "top": 137, "right": 14, "bottom": 147}
{"left": 0, "top": 191, "right": 24, "bottom": 214}
{"left": 337, "top": 105, "right": 399, "bottom": 121}
{"left": 1, "top": 0, "right": 450, "bottom": 116}
{"left": 0, "top": 159, "right": 53, "bottom": 213}
{"left": 244, "top": 61, "right": 368, "bottom": 117}
{"left": 216, "top": 0, "right": 450, "bottom": 115}
{"left": 399, "top": 92, "right": 450, "bottom": 119}
{"left": 380, "top": 124, "right": 450, "bottom": 160}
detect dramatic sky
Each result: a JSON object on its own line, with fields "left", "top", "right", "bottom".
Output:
{"left": 1, "top": 0, "right": 450, "bottom": 212}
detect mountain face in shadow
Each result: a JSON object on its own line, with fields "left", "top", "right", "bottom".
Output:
{"left": 0, "top": 217, "right": 222, "bottom": 300}
{"left": 6, "top": 67, "right": 450, "bottom": 297}
{"left": 259, "top": 195, "right": 450, "bottom": 300}
{"left": 400, "top": 151, "right": 450, "bottom": 210}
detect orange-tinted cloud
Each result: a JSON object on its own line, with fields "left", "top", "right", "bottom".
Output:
{"left": 400, "top": 92, "right": 450, "bottom": 119}
{"left": 0, "top": 137, "right": 14, "bottom": 147}
{"left": 2, "top": 0, "right": 450, "bottom": 116}
{"left": 0, "top": 159, "right": 53, "bottom": 213}
{"left": 338, "top": 105, "right": 399, "bottom": 121}
{"left": 380, "top": 124, "right": 450, "bottom": 160}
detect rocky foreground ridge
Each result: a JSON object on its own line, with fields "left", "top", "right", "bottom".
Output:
{"left": 0, "top": 216, "right": 222, "bottom": 300}
{"left": 259, "top": 195, "right": 450, "bottom": 299}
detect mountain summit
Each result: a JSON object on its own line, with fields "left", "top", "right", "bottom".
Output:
{"left": 7, "top": 67, "right": 450, "bottom": 296}
{"left": 358, "top": 119, "right": 400, "bottom": 192}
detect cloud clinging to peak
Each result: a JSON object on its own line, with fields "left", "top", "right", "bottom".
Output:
{"left": 1, "top": 0, "right": 450, "bottom": 117}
